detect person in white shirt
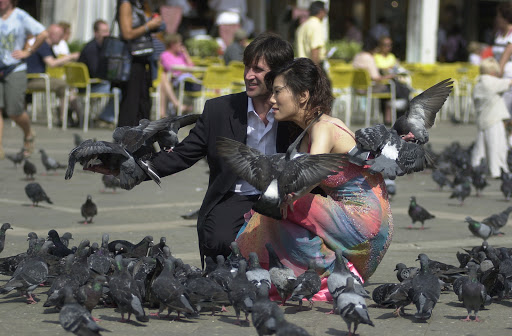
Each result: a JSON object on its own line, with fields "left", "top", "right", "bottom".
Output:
{"left": 52, "top": 21, "right": 71, "bottom": 56}
{"left": 472, "top": 57, "right": 512, "bottom": 178}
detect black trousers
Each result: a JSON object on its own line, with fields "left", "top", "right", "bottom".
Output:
{"left": 118, "top": 58, "right": 151, "bottom": 127}
{"left": 199, "top": 192, "right": 259, "bottom": 262}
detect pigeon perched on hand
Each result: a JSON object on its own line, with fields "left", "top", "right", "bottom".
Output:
{"left": 0, "top": 223, "right": 13, "bottom": 255}
{"left": 81, "top": 195, "right": 97, "bottom": 224}
{"left": 25, "top": 182, "right": 52, "bottom": 206}
{"left": 217, "top": 112, "right": 348, "bottom": 220}
{"left": 40, "top": 149, "right": 65, "bottom": 174}
{"left": 408, "top": 196, "right": 435, "bottom": 229}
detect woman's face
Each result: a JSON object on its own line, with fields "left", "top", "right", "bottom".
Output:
{"left": 380, "top": 38, "right": 392, "bottom": 54}
{"left": 270, "top": 75, "right": 300, "bottom": 122}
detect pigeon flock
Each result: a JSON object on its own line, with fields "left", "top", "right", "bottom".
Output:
{"left": 3, "top": 78, "right": 512, "bottom": 335}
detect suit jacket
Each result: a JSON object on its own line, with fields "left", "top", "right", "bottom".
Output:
{"left": 151, "top": 91, "right": 292, "bottom": 231}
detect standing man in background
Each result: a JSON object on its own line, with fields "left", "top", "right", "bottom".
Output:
{"left": 296, "top": 1, "right": 327, "bottom": 67}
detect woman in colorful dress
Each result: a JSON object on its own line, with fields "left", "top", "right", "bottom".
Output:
{"left": 235, "top": 57, "right": 393, "bottom": 299}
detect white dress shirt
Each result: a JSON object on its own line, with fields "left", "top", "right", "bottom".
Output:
{"left": 232, "top": 97, "right": 278, "bottom": 195}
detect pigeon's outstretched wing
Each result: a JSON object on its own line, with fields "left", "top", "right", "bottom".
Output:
{"left": 393, "top": 78, "right": 454, "bottom": 144}
{"left": 355, "top": 124, "right": 390, "bottom": 152}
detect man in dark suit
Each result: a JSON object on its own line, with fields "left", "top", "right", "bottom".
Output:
{"left": 149, "top": 32, "right": 294, "bottom": 267}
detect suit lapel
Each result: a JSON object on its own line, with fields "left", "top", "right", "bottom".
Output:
{"left": 229, "top": 92, "right": 249, "bottom": 143}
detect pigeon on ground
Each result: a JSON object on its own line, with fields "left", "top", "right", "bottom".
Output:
{"left": 87, "top": 234, "right": 111, "bottom": 276}
{"left": 289, "top": 261, "right": 321, "bottom": 310}
{"left": 40, "top": 149, "right": 65, "bottom": 174}
{"left": 0, "top": 223, "right": 13, "bottom": 254}
{"left": 47, "top": 229, "right": 73, "bottom": 258}
{"left": 465, "top": 217, "right": 494, "bottom": 241}
{"left": 25, "top": 182, "right": 53, "bottom": 206}
{"left": 60, "top": 232, "right": 74, "bottom": 248}
{"left": 408, "top": 196, "right": 435, "bottom": 229}
{"left": 371, "top": 283, "right": 400, "bottom": 308}
{"left": 450, "top": 178, "right": 472, "bottom": 206}
{"left": 482, "top": 206, "right": 512, "bottom": 232}
{"left": 149, "top": 237, "right": 168, "bottom": 258}
{"left": 81, "top": 195, "right": 97, "bottom": 224}
{"left": 0, "top": 232, "right": 39, "bottom": 276}
{"left": 216, "top": 111, "right": 348, "bottom": 220}
{"left": 185, "top": 270, "right": 229, "bottom": 315}
{"left": 108, "top": 236, "right": 153, "bottom": 258}
{"left": 226, "top": 241, "right": 246, "bottom": 276}
{"left": 65, "top": 138, "right": 160, "bottom": 190}
{"left": 6, "top": 148, "right": 25, "bottom": 167}
{"left": 431, "top": 169, "right": 452, "bottom": 191}
{"left": 109, "top": 255, "right": 149, "bottom": 322}
{"left": 460, "top": 263, "right": 487, "bottom": 322}
{"left": 228, "top": 259, "right": 257, "bottom": 325}
{"left": 251, "top": 285, "right": 282, "bottom": 336}
{"left": 23, "top": 159, "right": 37, "bottom": 180}
{"left": 59, "top": 287, "right": 109, "bottom": 335}
{"left": 500, "top": 168, "right": 512, "bottom": 201}
{"left": 472, "top": 170, "right": 488, "bottom": 197}
{"left": 207, "top": 255, "right": 234, "bottom": 294}
{"left": 246, "top": 252, "right": 271, "bottom": 291}
{"left": 335, "top": 277, "right": 374, "bottom": 336}
{"left": 265, "top": 243, "right": 296, "bottom": 305}
{"left": 101, "top": 174, "right": 121, "bottom": 193}
{"left": 394, "top": 263, "right": 419, "bottom": 282}
{"left": 410, "top": 253, "right": 441, "bottom": 320}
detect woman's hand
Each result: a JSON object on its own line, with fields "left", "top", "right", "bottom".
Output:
{"left": 147, "top": 15, "right": 162, "bottom": 31}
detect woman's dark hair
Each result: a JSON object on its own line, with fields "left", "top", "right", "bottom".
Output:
{"left": 243, "top": 32, "right": 294, "bottom": 71}
{"left": 265, "top": 58, "right": 333, "bottom": 126}
{"left": 362, "top": 36, "right": 378, "bottom": 52}
{"left": 498, "top": 3, "right": 512, "bottom": 24}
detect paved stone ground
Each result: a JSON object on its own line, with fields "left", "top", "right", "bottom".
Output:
{"left": 1, "top": 119, "right": 512, "bottom": 336}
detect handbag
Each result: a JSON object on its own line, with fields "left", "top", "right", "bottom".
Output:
{"left": 100, "top": 36, "right": 132, "bottom": 83}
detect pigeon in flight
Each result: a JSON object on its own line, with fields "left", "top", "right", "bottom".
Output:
{"left": 81, "top": 195, "right": 97, "bottom": 224}
{"left": 25, "top": 182, "right": 53, "bottom": 206}
{"left": 217, "top": 112, "right": 348, "bottom": 219}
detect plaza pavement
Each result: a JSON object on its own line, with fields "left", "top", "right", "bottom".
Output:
{"left": 1, "top": 118, "right": 512, "bottom": 336}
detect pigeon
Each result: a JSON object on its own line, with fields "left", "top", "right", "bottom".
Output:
{"left": 500, "top": 168, "right": 512, "bottom": 201}
{"left": 23, "top": 159, "right": 37, "bottom": 180}
{"left": 87, "top": 234, "right": 111, "bottom": 276}
{"left": 460, "top": 263, "right": 487, "bottom": 322}
{"left": 73, "top": 133, "right": 84, "bottom": 147}
{"left": 0, "top": 223, "right": 13, "bottom": 254}
{"left": 207, "top": 255, "right": 234, "bottom": 294}
{"left": 482, "top": 206, "right": 512, "bottom": 232}
{"left": 251, "top": 285, "right": 282, "bottom": 336}
{"left": 216, "top": 111, "right": 348, "bottom": 220}
{"left": 472, "top": 169, "right": 488, "bottom": 197}
{"left": 0, "top": 232, "right": 39, "bottom": 276}
{"left": 392, "top": 78, "right": 454, "bottom": 145}
{"left": 108, "top": 236, "right": 153, "bottom": 258}
{"left": 384, "top": 178, "right": 396, "bottom": 200}
{"left": 0, "top": 242, "right": 49, "bottom": 304}
{"left": 410, "top": 253, "right": 441, "bottom": 320}
{"left": 40, "top": 149, "right": 65, "bottom": 174}
{"left": 59, "top": 286, "right": 109, "bottom": 335}
{"left": 6, "top": 148, "right": 25, "bottom": 167}
{"left": 327, "top": 249, "right": 369, "bottom": 313}
{"left": 371, "top": 283, "right": 400, "bottom": 308}
{"left": 289, "top": 261, "right": 321, "bottom": 310}
{"left": 226, "top": 241, "right": 246, "bottom": 277}
{"left": 228, "top": 259, "right": 257, "bottom": 325}
{"left": 184, "top": 271, "right": 229, "bottom": 315}
{"left": 81, "top": 195, "right": 98, "bottom": 224}
{"left": 101, "top": 174, "right": 121, "bottom": 192}
{"left": 148, "top": 114, "right": 201, "bottom": 151}
{"left": 109, "top": 255, "right": 149, "bottom": 322}
{"left": 60, "top": 232, "right": 74, "bottom": 248}
{"left": 431, "top": 169, "right": 452, "bottom": 191}
{"left": 335, "top": 277, "right": 374, "bottom": 336}
{"left": 149, "top": 237, "right": 168, "bottom": 258}
{"left": 265, "top": 243, "right": 296, "bottom": 305}
{"left": 150, "top": 257, "right": 195, "bottom": 319}
{"left": 246, "top": 252, "right": 271, "bottom": 291}
{"left": 465, "top": 217, "right": 494, "bottom": 241}
{"left": 394, "top": 263, "right": 419, "bottom": 282}
{"left": 25, "top": 182, "right": 53, "bottom": 206}
{"left": 408, "top": 196, "right": 435, "bottom": 229}
{"left": 47, "top": 229, "right": 73, "bottom": 258}
{"left": 450, "top": 178, "right": 472, "bottom": 205}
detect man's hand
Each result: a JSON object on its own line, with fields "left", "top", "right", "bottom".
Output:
{"left": 11, "top": 49, "right": 30, "bottom": 60}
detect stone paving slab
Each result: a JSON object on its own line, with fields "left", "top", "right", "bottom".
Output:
{"left": 1, "top": 120, "right": 512, "bottom": 335}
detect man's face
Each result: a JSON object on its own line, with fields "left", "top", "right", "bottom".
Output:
{"left": 94, "top": 23, "right": 110, "bottom": 45}
{"left": 48, "top": 26, "right": 64, "bottom": 46}
{"left": 244, "top": 57, "right": 271, "bottom": 99}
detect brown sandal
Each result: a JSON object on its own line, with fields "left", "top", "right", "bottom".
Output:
{"left": 23, "top": 133, "right": 36, "bottom": 156}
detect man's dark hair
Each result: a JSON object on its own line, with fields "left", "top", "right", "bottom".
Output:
{"left": 243, "top": 32, "right": 294, "bottom": 71}
{"left": 309, "top": 1, "right": 326, "bottom": 16}
{"left": 93, "top": 19, "right": 108, "bottom": 32}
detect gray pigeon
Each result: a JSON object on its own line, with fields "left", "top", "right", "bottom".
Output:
{"left": 40, "top": 148, "right": 65, "bottom": 174}
{"left": 101, "top": 174, "right": 121, "bottom": 193}
{"left": 465, "top": 217, "right": 494, "bottom": 241}
{"left": 408, "top": 196, "right": 435, "bottom": 229}
{"left": 251, "top": 285, "right": 282, "bottom": 336}
{"left": 289, "top": 261, "right": 321, "bottom": 310}
{"left": 108, "top": 255, "right": 149, "bottom": 322}
{"left": 482, "top": 206, "right": 512, "bottom": 231}
{"left": 460, "top": 263, "right": 487, "bottom": 322}
{"left": 450, "top": 179, "right": 472, "bottom": 206}
{"left": 87, "top": 234, "right": 111, "bottom": 276}
{"left": 23, "top": 159, "right": 37, "bottom": 180}
{"left": 59, "top": 287, "right": 109, "bottom": 335}
{"left": 432, "top": 169, "right": 452, "bottom": 191}
{"left": 0, "top": 223, "right": 13, "bottom": 254}
{"left": 81, "top": 195, "right": 97, "bottom": 224}
{"left": 394, "top": 263, "right": 419, "bottom": 282}
{"left": 410, "top": 253, "right": 441, "bottom": 320}
{"left": 335, "top": 277, "right": 374, "bottom": 335}
{"left": 6, "top": 148, "right": 25, "bottom": 167}
{"left": 216, "top": 111, "right": 348, "bottom": 219}
{"left": 60, "top": 232, "right": 74, "bottom": 248}
{"left": 207, "top": 255, "right": 234, "bottom": 294}
{"left": 25, "top": 182, "right": 53, "bottom": 206}
{"left": 500, "top": 168, "right": 512, "bottom": 201}
{"left": 185, "top": 271, "right": 229, "bottom": 315}
{"left": 228, "top": 259, "right": 257, "bottom": 325}
{"left": 246, "top": 252, "right": 271, "bottom": 291}
{"left": 265, "top": 243, "right": 296, "bottom": 305}
{"left": 108, "top": 235, "right": 154, "bottom": 258}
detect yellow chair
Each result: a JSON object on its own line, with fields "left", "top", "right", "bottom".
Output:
{"left": 352, "top": 68, "right": 396, "bottom": 127}
{"left": 26, "top": 73, "right": 53, "bottom": 129}
{"left": 63, "top": 62, "right": 119, "bottom": 132}
{"left": 228, "top": 60, "right": 245, "bottom": 93}
{"left": 151, "top": 64, "right": 164, "bottom": 120}
{"left": 329, "top": 65, "right": 354, "bottom": 127}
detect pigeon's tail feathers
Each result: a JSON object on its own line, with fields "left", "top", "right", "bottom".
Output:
{"left": 45, "top": 195, "right": 53, "bottom": 204}
{"left": 414, "top": 293, "right": 434, "bottom": 320}
{"left": 424, "top": 147, "right": 437, "bottom": 169}
{"left": 355, "top": 306, "right": 375, "bottom": 326}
